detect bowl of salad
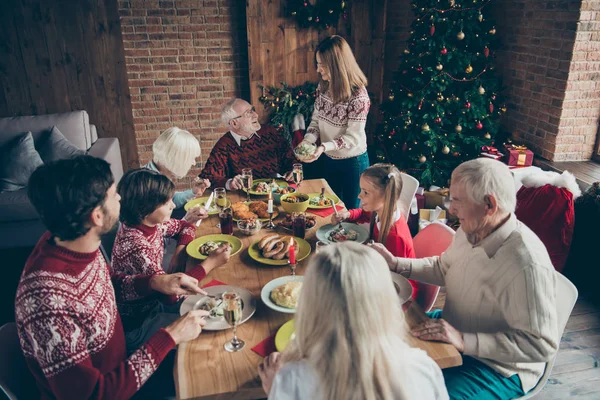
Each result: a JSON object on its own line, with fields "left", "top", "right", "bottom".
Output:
{"left": 294, "top": 142, "right": 317, "bottom": 161}
{"left": 272, "top": 185, "right": 296, "bottom": 204}
{"left": 280, "top": 193, "right": 310, "bottom": 213}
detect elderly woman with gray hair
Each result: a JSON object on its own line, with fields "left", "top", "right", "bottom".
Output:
{"left": 370, "top": 158, "right": 559, "bottom": 400}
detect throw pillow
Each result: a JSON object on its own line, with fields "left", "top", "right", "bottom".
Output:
{"left": 0, "top": 132, "right": 44, "bottom": 192}
{"left": 36, "top": 125, "right": 85, "bottom": 163}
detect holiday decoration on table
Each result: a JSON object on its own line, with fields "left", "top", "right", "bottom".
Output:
{"left": 378, "top": 0, "right": 507, "bottom": 187}
{"left": 258, "top": 81, "right": 318, "bottom": 143}
{"left": 288, "top": 0, "right": 349, "bottom": 30}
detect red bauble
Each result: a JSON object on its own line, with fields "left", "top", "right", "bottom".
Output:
{"left": 390, "top": 129, "right": 396, "bottom": 136}
{"left": 452, "top": 152, "right": 459, "bottom": 157}
{"left": 402, "top": 70, "right": 408, "bottom": 74}
{"left": 434, "top": 117, "right": 442, "bottom": 124}
{"left": 476, "top": 121, "right": 484, "bottom": 130}
{"left": 417, "top": 67, "right": 423, "bottom": 72}
{"left": 303, "top": 1, "right": 308, "bottom": 6}
{"left": 464, "top": 101, "right": 471, "bottom": 109}
{"left": 402, "top": 142, "right": 408, "bottom": 151}
{"left": 441, "top": 47, "right": 448, "bottom": 55}
{"left": 418, "top": 99, "right": 424, "bottom": 110}
{"left": 315, "top": 17, "right": 320, "bottom": 22}
{"left": 489, "top": 103, "right": 494, "bottom": 113}
{"left": 430, "top": 25, "right": 436, "bottom": 36}
{"left": 484, "top": 47, "right": 490, "bottom": 58}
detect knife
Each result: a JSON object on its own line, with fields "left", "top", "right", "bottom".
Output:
{"left": 198, "top": 192, "right": 215, "bottom": 227}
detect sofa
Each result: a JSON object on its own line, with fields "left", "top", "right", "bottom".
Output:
{"left": 0, "top": 110, "right": 124, "bottom": 249}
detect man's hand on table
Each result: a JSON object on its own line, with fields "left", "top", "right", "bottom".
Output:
{"left": 230, "top": 175, "right": 244, "bottom": 190}
{"left": 282, "top": 171, "right": 294, "bottom": 182}
{"left": 165, "top": 310, "right": 209, "bottom": 344}
{"left": 411, "top": 319, "right": 465, "bottom": 353}
{"left": 150, "top": 273, "right": 208, "bottom": 296}
{"left": 258, "top": 352, "right": 282, "bottom": 395}
{"left": 202, "top": 243, "right": 231, "bottom": 274}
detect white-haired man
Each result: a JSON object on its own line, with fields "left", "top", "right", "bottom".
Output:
{"left": 371, "top": 158, "right": 558, "bottom": 400}
{"left": 199, "top": 98, "right": 295, "bottom": 188}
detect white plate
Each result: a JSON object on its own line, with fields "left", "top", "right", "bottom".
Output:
{"left": 391, "top": 272, "right": 413, "bottom": 305}
{"left": 179, "top": 285, "right": 256, "bottom": 331}
{"left": 261, "top": 276, "right": 304, "bottom": 314}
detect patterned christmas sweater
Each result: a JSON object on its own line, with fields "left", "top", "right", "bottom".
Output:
{"left": 15, "top": 232, "right": 176, "bottom": 400}
{"left": 199, "top": 125, "right": 296, "bottom": 187}
{"left": 304, "top": 85, "right": 370, "bottom": 159}
{"left": 111, "top": 219, "right": 205, "bottom": 332}
{"left": 348, "top": 209, "right": 421, "bottom": 300}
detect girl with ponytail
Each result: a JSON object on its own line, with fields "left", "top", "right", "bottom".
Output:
{"left": 331, "top": 163, "right": 420, "bottom": 299}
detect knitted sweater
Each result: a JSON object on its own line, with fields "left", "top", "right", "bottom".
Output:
{"left": 304, "top": 86, "right": 370, "bottom": 159}
{"left": 199, "top": 125, "right": 296, "bottom": 187}
{"left": 15, "top": 232, "right": 176, "bottom": 400}
{"left": 347, "top": 208, "right": 420, "bottom": 300}
{"left": 395, "top": 214, "right": 558, "bottom": 392}
{"left": 111, "top": 219, "right": 205, "bottom": 332}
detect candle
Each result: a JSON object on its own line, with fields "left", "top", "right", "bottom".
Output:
{"left": 267, "top": 191, "right": 273, "bottom": 213}
{"left": 288, "top": 237, "right": 296, "bottom": 264}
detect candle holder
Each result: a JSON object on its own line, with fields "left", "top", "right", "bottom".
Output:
{"left": 265, "top": 211, "right": 276, "bottom": 229}
{"left": 288, "top": 261, "right": 297, "bottom": 276}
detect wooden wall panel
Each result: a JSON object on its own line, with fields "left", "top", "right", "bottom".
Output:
{"left": 0, "top": 0, "right": 138, "bottom": 169}
{"left": 246, "top": 0, "right": 388, "bottom": 133}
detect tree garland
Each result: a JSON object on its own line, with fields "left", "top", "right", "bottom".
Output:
{"left": 258, "top": 81, "right": 318, "bottom": 142}
{"left": 288, "top": 0, "right": 348, "bottom": 29}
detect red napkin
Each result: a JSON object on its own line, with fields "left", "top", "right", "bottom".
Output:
{"left": 308, "top": 205, "right": 344, "bottom": 218}
{"left": 202, "top": 279, "right": 226, "bottom": 288}
{"left": 252, "top": 333, "right": 277, "bottom": 357}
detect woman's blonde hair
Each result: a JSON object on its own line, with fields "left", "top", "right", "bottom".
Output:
{"left": 152, "top": 127, "right": 201, "bottom": 179}
{"left": 361, "top": 163, "right": 404, "bottom": 245}
{"left": 315, "top": 35, "right": 368, "bottom": 103}
{"left": 282, "top": 242, "right": 410, "bottom": 400}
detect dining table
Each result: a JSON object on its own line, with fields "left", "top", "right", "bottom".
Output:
{"left": 176, "top": 178, "right": 462, "bottom": 400}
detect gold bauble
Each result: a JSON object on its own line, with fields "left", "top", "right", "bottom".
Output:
{"left": 442, "top": 145, "right": 450, "bottom": 154}
{"left": 436, "top": 64, "right": 443, "bottom": 71}
{"left": 489, "top": 28, "right": 496, "bottom": 35}
{"left": 478, "top": 86, "right": 485, "bottom": 94}
{"left": 455, "top": 125, "right": 463, "bottom": 133}
{"left": 389, "top": 94, "right": 395, "bottom": 100}
{"left": 484, "top": 132, "right": 491, "bottom": 139}
{"left": 457, "top": 31, "right": 465, "bottom": 40}
{"left": 421, "top": 123, "right": 430, "bottom": 132}
{"left": 408, "top": 93, "right": 413, "bottom": 97}
{"left": 465, "top": 65, "right": 473, "bottom": 73}
{"left": 419, "top": 155, "right": 427, "bottom": 163}
{"left": 437, "top": 95, "right": 445, "bottom": 101}
{"left": 478, "top": 14, "right": 483, "bottom": 22}
{"left": 404, "top": 49, "right": 410, "bottom": 54}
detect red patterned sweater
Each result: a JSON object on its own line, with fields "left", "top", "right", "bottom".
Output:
{"left": 15, "top": 232, "right": 176, "bottom": 400}
{"left": 111, "top": 219, "right": 205, "bottom": 332}
{"left": 348, "top": 209, "right": 420, "bottom": 300}
{"left": 199, "top": 125, "right": 296, "bottom": 187}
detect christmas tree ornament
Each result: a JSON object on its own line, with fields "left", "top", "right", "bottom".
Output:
{"left": 457, "top": 31, "right": 465, "bottom": 40}
{"left": 421, "top": 123, "right": 430, "bottom": 131}
{"left": 407, "top": 93, "right": 413, "bottom": 97}
{"left": 478, "top": 13, "right": 483, "bottom": 22}
{"left": 389, "top": 94, "right": 395, "bottom": 100}
{"left": 441, "top": 47, "right": 448, "bottom": 55}
{"left": 452, "top": 152, "right": 459, "bottom": 157}
{"left": 434, "top": 117, "right": 442, "bottom": 124}
{"left": 419, "top": 155, "right": 427, "bottom": 163}
{"left": 430, "top": 25, "right": 436, "bottom": 36}
{"left": 437, "top": 95, "right": 445, "bottom": 101}
{"left": 442, "top": 145, "right": 450, "bottom": 154}
{"left": 489, "top": 28, "right": 496, "bottom": 35}
{"left": 476, "top": 121, "right": 483, "bottom": 130}
{"left": 390, "top": 129, "right": 396, "bottom": 136}
{"left": 418, "top": 99, "right": 424, "bottom": 109}
{"left": 455, "top": 125, "right": 463, "bottom": 133}
{"left": 417, "top": 67, "right": 423, "bottom": 72}
{"left": 465, "top": 65, "right": 473, "bottom": 73}
{"left": 501, "top": 106, "right": 507, "bottom": 113}
{"left": 404, "top": 49, "right": 410, "bottom": 54}
{"left": 484, "top": 132, "right": 491, "bottom": 139}
{"left": 489, "top": 103, "right": 494, "bottom": 113}
{"left": 436, "top": 64, "right": 443, "bottom": 71}
{"left": 491, "top": 94, "right": 496, "bottom": 100}
{"left": 478, "top": 86, "right": 485, "bottom": 94}
{"left": 484, "top": 47, "right": 490, "bottom": 57}
{"left": 464, "top": 101, "right": 471, "bottom": 109}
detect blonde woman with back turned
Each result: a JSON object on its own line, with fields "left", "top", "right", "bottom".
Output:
{"left": 258, "top": 242, "right": 449, "bottom": 400}
{"left": 145, "top": 127, "right": 210, "bottom": 209}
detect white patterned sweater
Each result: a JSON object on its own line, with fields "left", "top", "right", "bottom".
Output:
{"left": 15, "top": 232, "right": 176, "bottom": 400}
{"left": 304, "top": 86, "right": 371, "bottom": 159}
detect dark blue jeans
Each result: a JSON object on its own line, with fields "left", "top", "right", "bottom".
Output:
{"left": 322, "top": 152, "right": 369, "bottom": 209}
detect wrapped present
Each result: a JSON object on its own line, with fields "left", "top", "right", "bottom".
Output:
{"left": 480, "top": 145, "right": 504, "bottom": 161}
{"left": 419, "top": 207, "right": 447, "bottom": 231}
{"left": 504, "top": 144, "right": 533, "bottom": 167}
{"left": 424, "top": 187, "right": 449, "bottom": 209}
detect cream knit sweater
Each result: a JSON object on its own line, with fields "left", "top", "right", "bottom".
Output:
{"left": 395, "top": 214, "right": 558, "bottom": 392}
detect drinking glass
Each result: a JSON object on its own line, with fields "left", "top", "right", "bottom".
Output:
{"left": 219, "top": 209, "right": 233, "bottom": 235}
{"left": 315, "top": 241, "right": 329, "bottom": 253}
{"left": 214, "top": 187, "right": 226, "bottom": 228}
{"left": 223, "top": 291, "right": 245, "bottom": 352}
{"left": 241, "top": 168, "right": 253, "bottom": 202}
{"left": 292, "top": 164, "right": 303, "bottom": 190}
{"left": 292, "top": 213, "right": 306, "bottom": 239}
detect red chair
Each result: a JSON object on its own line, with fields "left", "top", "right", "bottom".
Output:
{"left": 412, "top": 222, "right": 455, "bottom": 312}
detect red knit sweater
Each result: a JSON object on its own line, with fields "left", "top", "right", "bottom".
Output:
{"left": 111, "top": 219, "right": 206, "bottom": 331}
{"left": 199, "top": 125, "right": 296, "bottom": 187}
{"left": 15, "top": 232, "right": 176, "bottom": 400}
{"left": 347, "top": 209, "right": 420, "bottom": 300}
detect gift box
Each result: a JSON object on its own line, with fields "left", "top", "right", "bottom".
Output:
{"left": 424, "top": 187, "right": 449, "bottom": 209}
{"left": 480, "top": 146, "right": 504, "bottom": 161}
{"left": 418, "top": 207, "right": 447, "bottom": 231}
{"left": 504, "top": 144, "right": 533, "bottom": 167}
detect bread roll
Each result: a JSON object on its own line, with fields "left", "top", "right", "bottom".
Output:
{"left": 259, "top": 233, "right": 279, "bottom": 250}
{"left": 272, "top": 240, "right": 289, "bottom": 260}
{"left": 264, "top": 240, "right": 284, "bottom": 258}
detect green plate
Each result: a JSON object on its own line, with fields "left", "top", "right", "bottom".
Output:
{"left": 186, "top": 234, "right": 243, "bottom": 260}
{"left": 244, "top": 179, "right": 287, "bottom": 196}
{"left": 248, "top": 236, "right": 311, "bottom": 266}
{"left": 275, "top": 319, "right": 295, "bottom": 352}
{"left": 306, "top": 193, "right": 340, "bottom": 209}
{"left": 184, "top": 196, "right": 231, "bottom": 215}
{"left": 231, "top": 201, "right": 279, "bottom": 222}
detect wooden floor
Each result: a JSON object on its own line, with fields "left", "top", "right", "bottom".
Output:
{"left": 534, "top": 159, "right": 600, "bottom": 191}
{"left": 433, "top": 291, "right": 600, "bottom": 399}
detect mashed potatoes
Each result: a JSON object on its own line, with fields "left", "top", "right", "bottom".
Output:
{"left": 271, "top": 281, "right": 302, "bottom": 309}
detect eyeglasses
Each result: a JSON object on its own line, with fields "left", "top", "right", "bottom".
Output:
{"left": 230, "top": 106, "right": 256, "bottom": 121}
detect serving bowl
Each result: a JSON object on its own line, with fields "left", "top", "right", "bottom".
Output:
{"left": 279, "top": 193, "right": 310, "bottom": 213}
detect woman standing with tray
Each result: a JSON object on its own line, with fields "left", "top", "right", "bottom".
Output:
{"left": 297, "top": 35, "right": 370, "bottom": 209}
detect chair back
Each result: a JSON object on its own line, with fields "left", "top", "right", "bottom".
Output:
{"left": 412, "top": 222, "right": 455, "bottom": 312}
{"left": 0, "top": 323, "right": 40, "bottom": 399}
{"left": 517, "top": 271, "right": 578, "bottom": 399}
{"left": 399, "top": 173, "right": 419, "bottom": 220}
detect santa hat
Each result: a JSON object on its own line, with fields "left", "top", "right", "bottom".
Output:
{"left": 519, "top": 170, "right": 582, "bottom": 199}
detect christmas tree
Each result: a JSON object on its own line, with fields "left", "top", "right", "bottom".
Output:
{"left": 380, "top": 0, "right": 507, "bottom": 187}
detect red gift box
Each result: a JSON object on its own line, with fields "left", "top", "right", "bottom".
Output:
{"left": 480, "top": 146, "right": 504, "bottom": 161}
{"left": 504, "top": 144, "right": 533, "bottom": 167}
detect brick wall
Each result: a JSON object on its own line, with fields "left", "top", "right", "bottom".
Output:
{"left": 118, "top": 0, "right": 250, "bottom": 189}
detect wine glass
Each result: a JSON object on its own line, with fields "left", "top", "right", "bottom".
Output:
{"left": 223, "top": 291, "right": 245, "bottom": 352}
{"left": 241, "top": 168, "right": 253, "bottom": 202}
{"left": 292, "top": 163, "right": 303, "bottom": 190}
{"left": 214, "top": 187, "right": 226, "bottom": 228}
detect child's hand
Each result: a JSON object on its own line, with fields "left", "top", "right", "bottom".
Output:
{"left": 184, "top": 206, "right": 209, "bottom": 224}
{"left": 202, "top": 243, "right": 231, "bottom": 273}
{"left": 193, "top": 178, "right": 211, "bottom": 196}
{"left": 330, "top": 210, "right": 350, "bottom": 225}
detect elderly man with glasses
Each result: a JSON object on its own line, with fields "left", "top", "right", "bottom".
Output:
{"left": 199, "top": 98, "right": 296, "bottom": 189}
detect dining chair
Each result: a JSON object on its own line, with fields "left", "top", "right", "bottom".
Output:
{"left": 399, "top": 173, "right": 419, "bottom": 221}
{"left": 0, "top": 323, "right": 40, "bottom": 400}
{"left": 411, "top": 222, "right": 455, "bottom": 312}
{"left": 516, "top": 271, "right": 578, "bottom": 399}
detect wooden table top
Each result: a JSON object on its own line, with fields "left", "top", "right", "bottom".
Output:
{"left": 175, "top": 179, "right": 462, "bottom": 400}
